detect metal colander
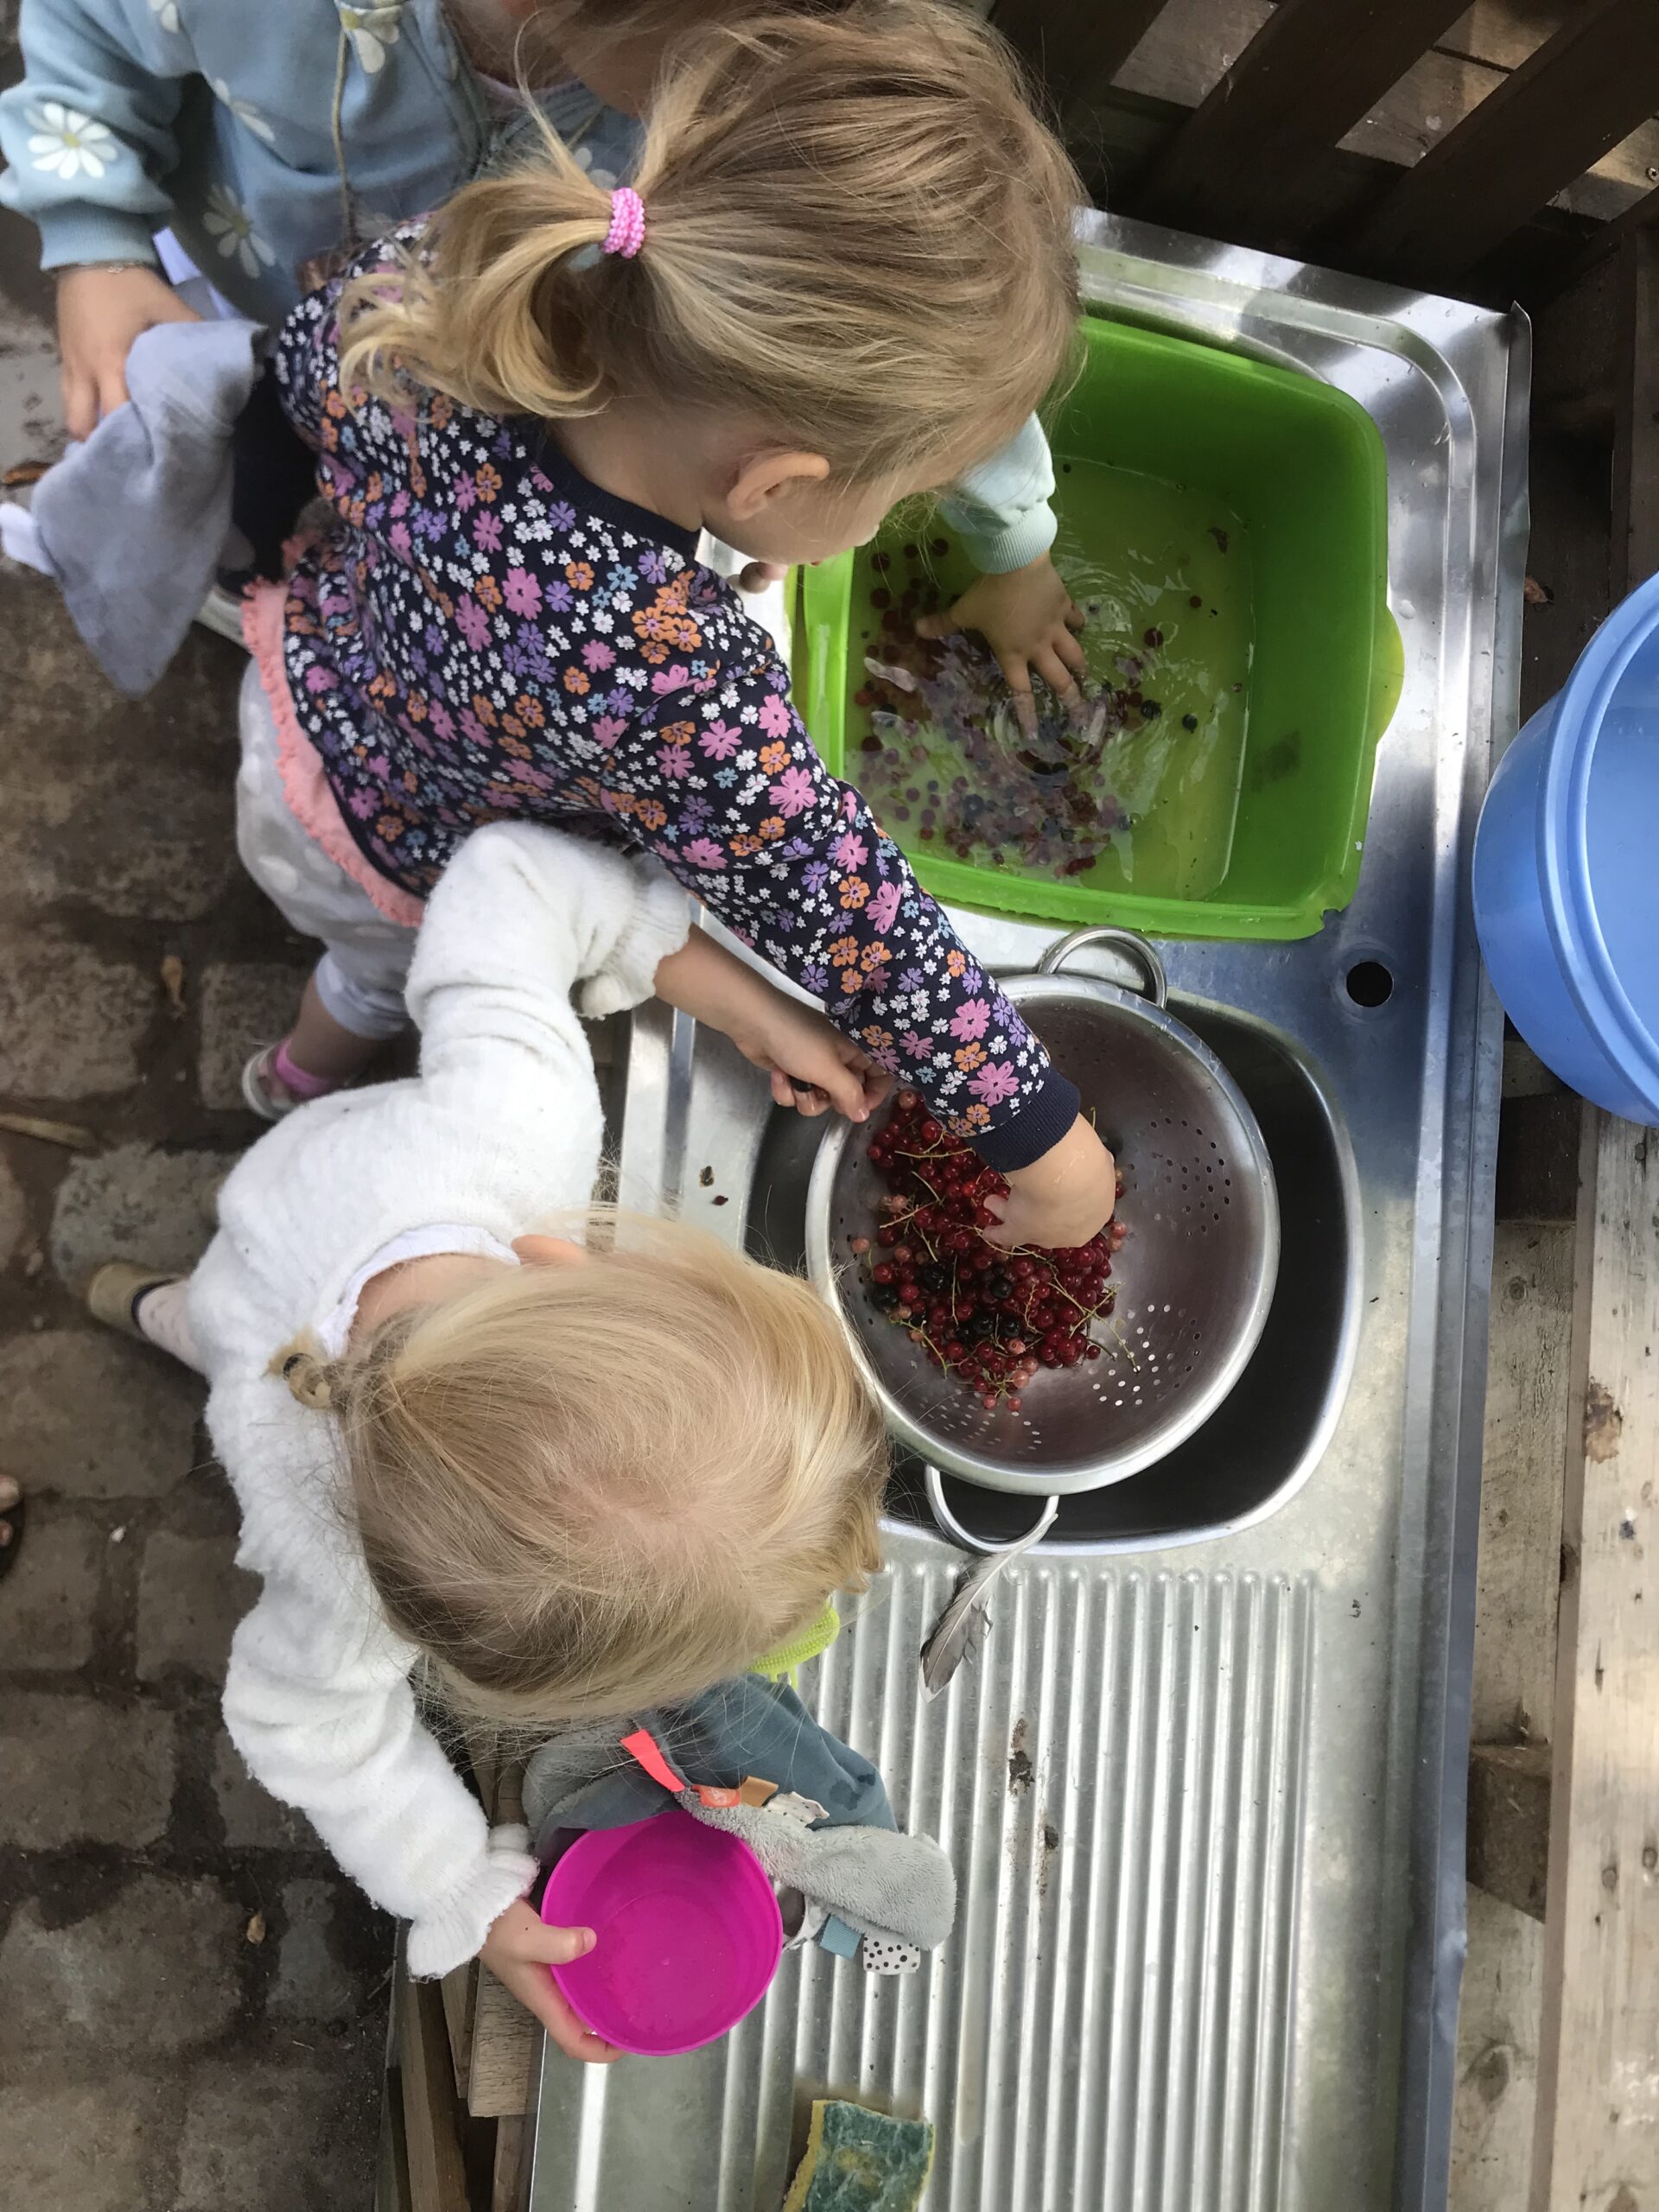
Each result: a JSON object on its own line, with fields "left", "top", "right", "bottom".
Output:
{"left": 805, "top": 929, "right": 1280, "bottom": 1503}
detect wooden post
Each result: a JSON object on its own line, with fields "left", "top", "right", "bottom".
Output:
{"left": 1530, "top": 1115, "right": 1659, "bottom": 2210}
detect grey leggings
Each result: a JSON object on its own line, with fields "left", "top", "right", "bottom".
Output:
{"left": 234, "top": 662, "right": 416, "bottom": 1040}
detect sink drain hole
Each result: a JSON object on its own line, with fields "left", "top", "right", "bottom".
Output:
{"left": 1345, "top": 959, "right": 1394, "bottom": 1008}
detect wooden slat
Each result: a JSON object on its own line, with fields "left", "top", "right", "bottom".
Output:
{"left": 1137, "top": 0, "right": 1470, "bottom": 238}
{"left": 1452, "top": 1886, "right": 1548, "bottom": 2212}
{"left": 1555, "top": 175, "right": 1659, "bottom": 295}
{"left": 1519, "top": 435, "right": 1614, "bottom": 726}
{"left": 1469, "top": 1742, "right": 1554, "bottom": 1918}
{"left": 1439, "top": 1, "right": 1569, "bottom": 73}
{"left": 1351, "top": 0, "right": 1659, "bottom": 281}
{"left": 376, "top": 2077, "right": 415, "bottom": 2212}
{"left": 1103, "top": 0, "right": 1659, "bottom": 220}
{"left": 1474, "top": 1221, "right": 1574, "bottom": 1744}
{"left": 439, "top": 1959, "right": 478, "bottom": 2103}
{"left": 1612, "top": 226, "right": 1659, "bottom": 594}
{"left": 399, "top": 1972, "right": 471, "bottom": 2212}
{"left": 992, "top": 0, "right": 1169, "bottom": 104}
{"left": 491, "top": 2117, "right": 528, "bottom": 2212}
{"left": 1531, "top": 1113, "right": 1659, "bottom": 2210}
{"left": 467, "top": 1962, "right": 539, "bottom": 2120}
{"left": 1496, "top": 1095, "right": 1586, "bottom": 1225}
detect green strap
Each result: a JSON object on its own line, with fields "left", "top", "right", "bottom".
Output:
{"left": 751, "top": 1599, "right": 841, "bottom": 1685}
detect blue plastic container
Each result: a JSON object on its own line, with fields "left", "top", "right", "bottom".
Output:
{"left": 1473, "top": 570, "right": 1659, "bottom": 1123}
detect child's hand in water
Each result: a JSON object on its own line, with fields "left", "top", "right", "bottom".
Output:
{"left": 984, "top": 1114, "right": 1117, "bottom": 1250}
{"left": 916, "top": 552, "right": 1088, "bottom": 739}
{"left": 480, "top": 1900, "right": 620, "bottom": 2062}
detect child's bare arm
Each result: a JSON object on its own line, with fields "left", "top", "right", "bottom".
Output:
{"left": 653, "top": 927, "right": 890, "bottom": 1124}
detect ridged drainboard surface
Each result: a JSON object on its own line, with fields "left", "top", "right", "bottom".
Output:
{"left": 532, "top": 1565, "right": 1317, "bottom": 2211}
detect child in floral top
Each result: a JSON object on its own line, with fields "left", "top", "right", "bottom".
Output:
{"left": 3, "top": 0, "right": 1087, "bottom": 703}
{"left": 240, "top": 0, "right": 1117, "bottom": 1249}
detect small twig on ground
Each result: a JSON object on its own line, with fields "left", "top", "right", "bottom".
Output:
{"left": 0, "top": 1110, "right": 98, "bottom": 1151}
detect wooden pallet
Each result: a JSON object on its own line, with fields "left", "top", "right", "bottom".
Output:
{"left": 995, "top": 0, "right": 1659, "bottom": 298}
{"left": 375, "top": 1745, "right": 538, "bottom": 2212}
{"left": 1456, "top": 1077, "right": 1659, "bottom": 2211}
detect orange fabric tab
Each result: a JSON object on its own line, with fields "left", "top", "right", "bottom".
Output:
{"left": 619, "top": 1728, "right": 688, "bottom": 1795}
{"left": 694, "top": 1784, "right": 742, "bottom": 1808}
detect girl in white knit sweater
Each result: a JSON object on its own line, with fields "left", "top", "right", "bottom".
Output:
{"left": 86, "top": 819, "right": 889, "bottom": 2058}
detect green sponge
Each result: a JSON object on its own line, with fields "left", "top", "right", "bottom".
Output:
{"left": 781, "top": 2101, "right": 935, "bottom": 2212}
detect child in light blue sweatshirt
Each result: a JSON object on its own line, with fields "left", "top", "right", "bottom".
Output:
{"left": 0, "top": 0, "right": 1089, "bottom": 722}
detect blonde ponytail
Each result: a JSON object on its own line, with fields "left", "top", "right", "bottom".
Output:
{"left": 270, "top": 1333, "right": 342, "bottom": 1414}
{"left": 340, "top": 0, "right": 1081, "bottom": 483}
{"left": 342, "top": 130, "right": 620, "bottom": 423}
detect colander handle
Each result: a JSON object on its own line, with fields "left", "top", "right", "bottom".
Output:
{"left": 1036, "top": 925, "right": 1168, "bottom": 1008}
{"left": 925, "top": 1463, "right": 1059, "bottom": 1554}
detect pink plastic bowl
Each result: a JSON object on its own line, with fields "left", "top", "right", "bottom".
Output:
{"left": 540, "top": 1808, "right": 783, "bottom": 2056}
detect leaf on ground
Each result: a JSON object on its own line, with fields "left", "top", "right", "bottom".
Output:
{"left": 159, "top": 953, "right": 187, "bottom": 1016}
{"left": 2, "top": 459, "right": 51, "bottom": 487}
{"left": 245, "top": 1911, "right": 266, "bottom": 1945}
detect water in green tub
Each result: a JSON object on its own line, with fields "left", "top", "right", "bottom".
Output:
{"left": 849, "top": 456, "right": 1253, "bottom": 899}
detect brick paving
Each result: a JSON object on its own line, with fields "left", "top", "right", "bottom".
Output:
{"left": 0, "top": 25, "right": 388, "bottom": 2204}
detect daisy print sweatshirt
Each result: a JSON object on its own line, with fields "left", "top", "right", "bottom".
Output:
{"left": 270, "top": 235, "right": 1078, "bottom": 1168}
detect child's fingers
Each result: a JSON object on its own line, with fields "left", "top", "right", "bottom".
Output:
{"left": 738, "top": 560, "right": 787, "bottom": 593}
{"left": 61, "top": 366, "right": 98, "bottom": 443}
{"left": 809, "top": 1056, "right": 874, "bottom": 1122}
{"left": 506, "top": 1965, "right": 620, "bottom": 2063}
{"left": 858, "top": 1063, "right": 895, "bottom": 1111}
{"left": 995, "top": 657, "right": 1039, "bottom": 736}
{"left": 93, "top": 361, "right": 131, "bottom": 428}
{"left": 978, "top": 1192, "right": 1020, "bottom": 1250}
{"left": 1065, "top": 601, "right": 1087, "bottom": 632}
{"left": 524, "top": 1921, "right": 597, "bottom": 1967}
{"left": 1052, "top": 627, "right": 1089, "bottom": 679}
{"left": 914, "top": 607, "right": 950, "bottom": 641}
{"left": 772, "top": 1066, "right": 832, "bottom": 1119}
{"left": 1031, "top": 645, "right": 1083, "bottom": 709}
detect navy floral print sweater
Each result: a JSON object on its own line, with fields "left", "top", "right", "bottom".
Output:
{"left": 272, "top": 238, "right": 1077, "bottom": 1169}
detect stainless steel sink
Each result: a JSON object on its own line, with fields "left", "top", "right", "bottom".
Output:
{"left": 743, "top": 1000, "right": 1358, "bottom": 1552}
{"left": 524, "top": 214, "right": 1526, "bottom": 2212}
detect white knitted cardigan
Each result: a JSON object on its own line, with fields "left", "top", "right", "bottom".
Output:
{"left": 188, "top": 824, "right": 690, "bottom": 1975}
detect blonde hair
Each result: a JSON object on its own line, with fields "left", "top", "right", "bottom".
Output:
{"left": 277, "top": 1215, "right": 887, "bottom": 1726}
{"left": 341, "top": 0, "right": 1082, "bottom": 484}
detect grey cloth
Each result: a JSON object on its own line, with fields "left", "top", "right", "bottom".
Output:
{"left": 694, "top": 1801, "right": 957, "bottom": 1954}
{"left": 523, "top": 1677, "right": 895, "bottom": 1851}
{"left": 28, "top": 317, "right": 263, "bottom": 696}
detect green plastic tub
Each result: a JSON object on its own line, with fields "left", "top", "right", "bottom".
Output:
{"left": 795, "top": 314, "right": 1402, "bottom": 940}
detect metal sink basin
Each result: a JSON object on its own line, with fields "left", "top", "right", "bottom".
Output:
{"left": 526, "top": 213, "right": 1524, "bottom": 2212}
{"left": 743, "top": 1002, "right": 1357, "bottom": 1551}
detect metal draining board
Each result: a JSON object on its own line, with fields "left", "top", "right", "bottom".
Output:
{"left": 524, "top": 213, "right": 1527, "bottom": 2212}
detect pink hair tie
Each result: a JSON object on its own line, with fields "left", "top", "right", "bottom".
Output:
{"left": 601, "top": 187, "right": 646, "bottom": 260}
